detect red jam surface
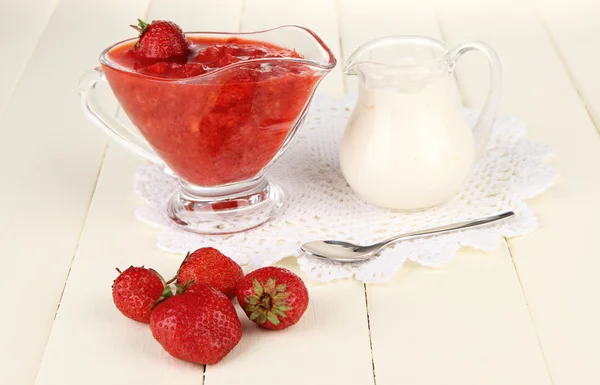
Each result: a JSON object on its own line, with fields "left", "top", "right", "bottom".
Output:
{"left": 102, "top": 37, "right": 321, "bottom": 186}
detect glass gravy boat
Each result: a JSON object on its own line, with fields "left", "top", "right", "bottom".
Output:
{"left": 79, "top": 26, "right": 335, "bottom": 234}
{"left": 340, "top": 36, "right": 501, "bottom": 211}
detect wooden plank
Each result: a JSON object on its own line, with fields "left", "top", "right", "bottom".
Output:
{"left": 541, "top": 0, "right": 600, "bottom": 132}
{"left": 204, "top": 2, "right": 374, "bottom": 385}
{"left": 0, "top": 0, "right": 150, "bottom": 384}
{"left": 0, "top": 0, "right": 58, "bottom": 114}
{"left": 436, "top": 0, "right": 600, "bottom": 384}
{"left": 338, "top": 1, "right": 553, "bottom": 384}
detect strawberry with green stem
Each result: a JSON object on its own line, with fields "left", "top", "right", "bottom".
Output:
{"left": 130, "top": 19, "right": 190, "bottom": 61}
{"left": 112, "top": 266, "right": 171, "bottom": 323}
{"left": 236, "top": 266, "right": 309, "bottom": 330}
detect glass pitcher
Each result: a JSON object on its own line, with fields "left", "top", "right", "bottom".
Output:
{"left": 340, "top": 36, "right": 501, "bottom": 211}
{"left": 79, "top": 25, "right": 336, "bottom": 234}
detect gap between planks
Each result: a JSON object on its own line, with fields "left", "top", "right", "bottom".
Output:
{"left": 363, "top": 284, "right": 378, "bottom": 385}
{"left": 537, "top": 10, "right": 600, "bottom": 136}
{"left": 51, "top": 143, "right": 109, "bottom": 322}
{"left": 334, "top": 0, "right": 345, "bottom": 93}
{"left": 505, "top": 237, "right": 556, "bottom": 385}
{"left": 238, "top": 0, "right": 246, "bottom": 33}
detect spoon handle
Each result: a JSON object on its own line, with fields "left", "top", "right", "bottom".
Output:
{"left": 376, "top": 211, "right": 515, "bottom": 251}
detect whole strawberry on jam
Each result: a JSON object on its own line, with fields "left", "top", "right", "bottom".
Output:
{"left": 130, "top": 19, "right": 190, "bottom": 61}
{"left": 177, "top": 247, "right": 244, "bottom": 298}
{"left": 150, "top": 282, "right": 242, "bottom": 365}
{"left": 112, "top": 266, "right": 170, "bottom": 323}
{"left": 236, "top": 266, "right": 309, "bottom": 330}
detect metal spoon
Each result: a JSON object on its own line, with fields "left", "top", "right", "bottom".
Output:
{"left": 300, "top": 211, "right": 515, "bottom": 262}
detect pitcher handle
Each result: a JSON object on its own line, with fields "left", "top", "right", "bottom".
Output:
{"left": 448, "top": 40, "right": 502, "bottom": 155}
{"left": 78, "top": 68, "right": 163, "bottom": 164}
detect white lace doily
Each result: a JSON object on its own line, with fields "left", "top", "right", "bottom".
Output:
{"left": 133, "top": 93, "right": 557, "bottom": 283}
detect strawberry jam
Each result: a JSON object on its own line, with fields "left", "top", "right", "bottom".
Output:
{"left": 102, "top": 37, "right": 320, "bottom": 186}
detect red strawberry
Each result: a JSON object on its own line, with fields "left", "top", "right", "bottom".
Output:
{"left": 112, "top": 266, "right": 169, "bottom": 323}
{"left": 130, "top": 19, "right": 190, "bottom": 61}
{"left": 177, "top": 247, "right": 244, "bottom": 298}
{"left": 150, "top": 283, "right": 242, "bottom": 365}
{"left": 236, "top": 266, "right": 309, "bottom": 330}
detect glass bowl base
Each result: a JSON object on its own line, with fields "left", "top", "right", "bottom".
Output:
{"left": 166, "top": 177, "right": 284, "bottom": 235}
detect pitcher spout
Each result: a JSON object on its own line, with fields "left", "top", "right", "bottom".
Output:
{"left": 343, "top": 61, "right": 360, "bottom": 76}
{"left": 343, "top": 43, "right": 373, "bottom": 76}
{"left": 344, "top": 35, "right": 452, "bottom": 80}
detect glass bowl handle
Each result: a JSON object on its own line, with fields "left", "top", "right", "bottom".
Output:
{"left": 78, "top": 68, "right": 163, "bottom": 165}
{"left": 448, "top": 40, "right": 502, "bottom": 156}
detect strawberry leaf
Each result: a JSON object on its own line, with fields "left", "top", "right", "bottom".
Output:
{"left": 272, "top": 308, "right": 288, "bottom": 317}
{"left": 275, "top": 284, "right": 287, "bottom": 293}
{"left": 257, "top": 312, "right": 267, "bottom": 324}
{"left": 267, "top": 311, "right": 280, "bottom": 325}
{"left": 273, "top": 292, "right": 290, "bottom": 302}
{"left": 137, "top": 19, "right": 149, "bottom": 33}
{"left": 264, "top": 278, "right": 276, "bottom": 293}
{"left": 252, "top": 278, "right": 263, "bottom": 296}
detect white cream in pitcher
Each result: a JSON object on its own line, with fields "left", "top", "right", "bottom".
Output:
{"left": 340, "top": 77, "right": 476, "bottom": 210}
{"left": 340, "top": 35, "right": 502, "bottom": 211}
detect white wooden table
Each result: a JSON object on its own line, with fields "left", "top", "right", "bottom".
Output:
{"left": 2, "top": 0, "right": 599, "bottom": 384}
